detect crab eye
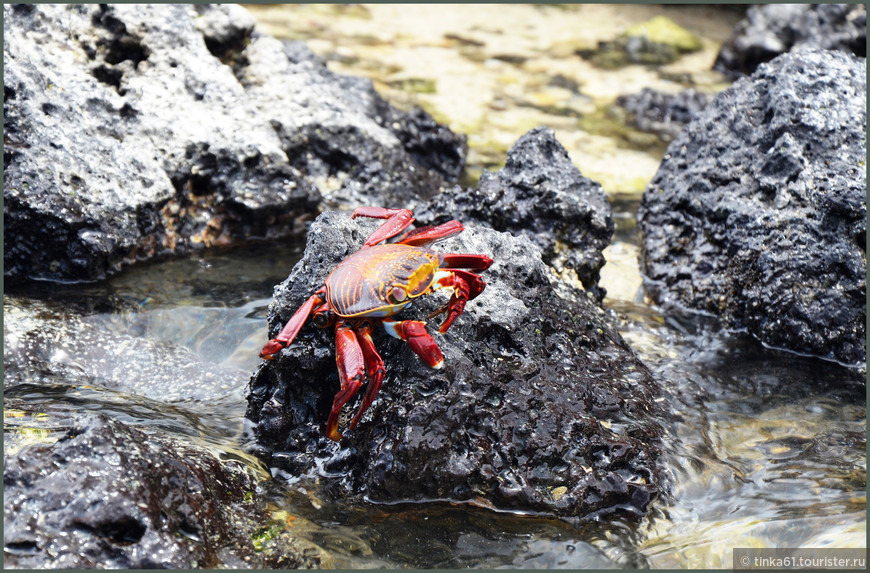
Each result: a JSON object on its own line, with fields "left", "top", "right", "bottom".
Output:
{"left": 387, "top": 286, "right": 407, "bottom": 304}
{"left": 312, "top": 310, "right": 333, "bottom": 328}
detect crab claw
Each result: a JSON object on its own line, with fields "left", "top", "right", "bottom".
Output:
{"left": 429, "top": 269, "right": 487, "bottom": 333}
{"left": 260, "top": 290, "right": 326, "bottom": 360}
{"left": 259, "top": 339, "right": 287, "bottom": 360}
{"left": 382, "top": 319, "right": 444, "bottom": 369}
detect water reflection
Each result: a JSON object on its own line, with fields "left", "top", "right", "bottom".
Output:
{"left": 605, "top": 285, "right": 865, "bottom": 568}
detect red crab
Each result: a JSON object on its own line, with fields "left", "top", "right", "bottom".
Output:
{"left": 260, "top": 207, "right": 493, "bottom": 441}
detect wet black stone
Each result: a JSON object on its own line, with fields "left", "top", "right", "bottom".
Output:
{"left": 416, "top": 127, "right": 614, "bottom": 300}
{"left": 3, "top": 407, "right": 320, "bottom": 569}
{"left": 714, "top": 4, "right": 866, "bottom": 78}
{"left": 3, "top": 4, "right": 464, "bottom": 285}
{"left": 638, "top": 48, "right": 866, "bottom": 370}
{"left": 245, "top": 210, "right": 667, "bottom": 522}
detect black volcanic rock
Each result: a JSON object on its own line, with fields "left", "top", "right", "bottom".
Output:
{"left": 639, "top": 48, "right": 866, "bottom": 370}
{"left": 714, "top": 4, "right": 866, "bottom": 78}
{"left": 246, "top": 211, "right": 667, "bottom": 522}
{"left": 3, "top": 4, "right": 465, "bottom": 284}
{"left": 3, "top": 407, "right": 321, "bottom": 569}
{"left": 416, "top": 127, "right": 614, "bottom": 300}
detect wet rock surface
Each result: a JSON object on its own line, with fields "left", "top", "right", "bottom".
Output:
{"left": 615, "top": 88, "right": 711, "bottom": 143}
{"left": 3, "top": 406, "right": 321, "bottom": 569}
{"left": 714, "top": 4, "right": 866, "bottom": 78}
{"left": 3, "top": 4, "right": 464, "bottom": 285}
{"left": 638, "top": 48, "right": 866, "bottom": 370}
{"left": 246, "top": 210, "right": 667, "bottom": 522}
{"left": 416, "top": 127, "right": 614, "bottom": 300}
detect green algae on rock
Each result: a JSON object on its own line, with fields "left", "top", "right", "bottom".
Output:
{"left": 579, "top": 16, "right": 704, "bottom": 69}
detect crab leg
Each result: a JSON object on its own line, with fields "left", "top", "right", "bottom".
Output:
{"left": 351, "top": 207, "right": 415, "bottom": 247}
{"left": 397, "top": 220, "right": 464, "bottom": 246}
{"left": 327, "top": 321, "right": 367, "bottom": 441}
{"left": 382, "top": 319, "right": 444, "bottom": 369}
{"left": 427, "top": 269, "right": 487, "bottom": 333}
{"left": 260, "top": 288, "right": 326, "bottom": 359}
{"left": 440, "top": 253, "right": 494, "bottom": 271}
{"left": 348, "top": 322, "right": 386, "bottom": 430}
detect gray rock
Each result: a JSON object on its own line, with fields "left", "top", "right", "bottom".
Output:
{"left": 416, "top": 127, "right": 614, "bottom": 300}
{"left": 246, "top": 210, "right": 667, "bottom": 522}
{"left": 3, "top": 407, "right": 322, "bottom": 569}
{"left": 638, "top": 48, "right": 866, "bottom": 369}
{"left": 714, "top": 4, "right": 866, "bottom": 78}
{"left": 3, "top": 4, "right": 465, "bottom": 284}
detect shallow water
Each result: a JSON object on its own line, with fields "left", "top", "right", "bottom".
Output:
{"left": 246, "top": 3, "right": 739, "bottom": 194}
{"left": 5, "top": 3, "right": 865, "bottom": 569}
{"left": 5, "top": 202, "right": 863, "bottom": 568}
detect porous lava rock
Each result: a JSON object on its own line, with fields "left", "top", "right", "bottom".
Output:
{"left": 3, "top": 4, "right": 465, "bottom": 284}
{"left": 714, "top": 3, "right": 866, "bottom": 78}
{"left": 3, "top": 407, "right": 321, "bottom": 569}
{"left": 638, "top": 48, "right": 866, "bottom": 369}
{"left": 245, "top": 211, "right": 667, "bottom": 522}
{"left": 416, "top": 127, "right": 614, "bottom": 300}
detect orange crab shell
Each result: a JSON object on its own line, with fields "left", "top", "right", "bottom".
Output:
{"left": 324, "top": 243, "right": 441, "bottom": 318}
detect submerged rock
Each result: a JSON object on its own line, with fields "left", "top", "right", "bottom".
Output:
{"left": 615, "top": 88, "right": 712, "bottom": 143}
{"left": 638, "top": 48, "right": 866, "bottom": 370}
{"left": 416, "top": 127, "right": 614, "bottom": 300}
{"left": 578, "top": 16, "right": 703, "bottom": 69}
{"left": 714, "top": 4, "right": 866, "bottom": 78}
{"left": 3, "top": 4, "right": 465, "bottom": 285}
{"left": 3, "top": 406, "right": 322, "bottom": 569}
{"left": 246, "top": 210, "right": 667, "bottom": 522}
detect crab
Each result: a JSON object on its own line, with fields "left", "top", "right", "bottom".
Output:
{"left": 260, "top": 207, "right": 493, "bottom": 441}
